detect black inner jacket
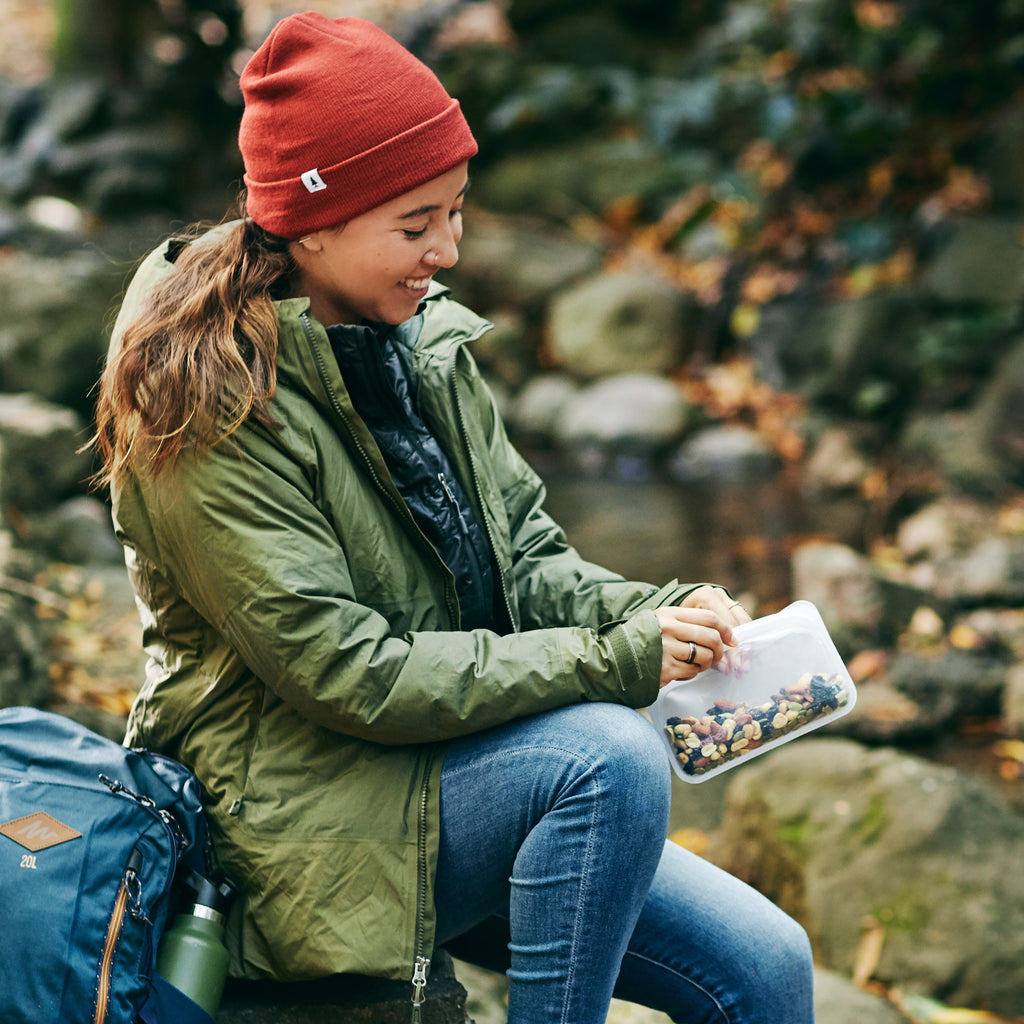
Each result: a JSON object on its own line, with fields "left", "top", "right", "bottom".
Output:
{"left": 327, "top": 319, "right": 498, "bottom": 632}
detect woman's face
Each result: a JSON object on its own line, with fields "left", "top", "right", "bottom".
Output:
{"left": 290, "top": 161, "right": 469, "bottom": 327}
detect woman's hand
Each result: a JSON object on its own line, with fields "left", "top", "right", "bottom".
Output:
{"left": 654, "top": 589, "right": 750, "bottom": 688}
{"left": 680, "top": 585, "right": 752, "bottom": 626}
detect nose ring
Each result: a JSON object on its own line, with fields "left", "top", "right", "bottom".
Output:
{"left": 427, "top": 251, "right": 439, "bottom": 266}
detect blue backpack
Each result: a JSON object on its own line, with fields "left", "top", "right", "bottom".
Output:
{"left": 0, "top": 707, "right": 216, "bottom": 1024}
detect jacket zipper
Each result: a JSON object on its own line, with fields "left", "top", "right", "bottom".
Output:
{"left": 300, "top": 312, "right": 462, "bottom": 629}
{"left": 299, "top": 311, "right": 495, "bottom": 1008}
{"left": 93, "top": 848, "right": 144, "bottom": 1024}
{"left": 410, "top": 745, "right": 436, "bottom": 1023}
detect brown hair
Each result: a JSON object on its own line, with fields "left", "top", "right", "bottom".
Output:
{"left": 92, "top": 200, "right": 294, "bottom": 487}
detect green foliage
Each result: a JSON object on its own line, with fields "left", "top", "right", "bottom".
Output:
{"left": 911, "top": 306, "right": 1020, "bottom": 392}
{"left": 445, "top": 0, "right": 1024, "bottom": 215}
{"left": 440, "top": 0, "right": 1024, "bottom": 394}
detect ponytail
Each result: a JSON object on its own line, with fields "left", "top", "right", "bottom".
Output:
{"left": 92, "top": 200, "right": 293, "bottom": 487}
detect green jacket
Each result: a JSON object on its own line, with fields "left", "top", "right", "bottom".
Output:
{"left": 112, "top": 234, "right": 705, "bottom": 986}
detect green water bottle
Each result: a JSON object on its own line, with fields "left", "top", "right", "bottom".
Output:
{"left": 156, "top": 872, "right": 237, "bottom": 1016}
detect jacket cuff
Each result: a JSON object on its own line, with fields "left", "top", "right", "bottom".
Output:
{"left": 602, "top": 611, "right": 662, "bottom": 706}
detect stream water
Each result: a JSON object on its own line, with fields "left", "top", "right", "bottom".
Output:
{"left": 525, "top": 448, "right": 870, "bottom": 612}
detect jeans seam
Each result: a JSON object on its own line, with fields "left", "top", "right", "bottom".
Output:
{"left": 620, "top": 947, "right": 731, "bottom": 1024}
{"left": 561, "top": 759, "right": 599, "bottom": 1024}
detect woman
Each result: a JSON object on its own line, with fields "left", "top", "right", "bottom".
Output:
{"left": 93, "top": 12, "right": 814, "bottom": 1023}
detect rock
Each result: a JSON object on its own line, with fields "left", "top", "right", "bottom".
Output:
{"left": 980, "top": 105, "right": 1024, "bottom": 209}
{"left": 0, "top": 394, "right": 92, "bottom": 513}
{"left": 446, "top": 212, "right": 603, "bottom": 312}
{"left": 790, "top": 542, "right": 886, "bottom": 651}
{"left": 1002, "top": 661, "right": 1024, "bottom": 735}
{"left": 667, "top": 424, "right": 778, "bottom": 483}
{"left": 474, "top": 137, "right": 717, "bottom": 220}
{"left": 953, "top": 606, "right": 1024, "bottom": 659}
{"left": 751, "top": 293, "right": 917, "bottom": 409}
{"left": 896, "top": 496, "right": 997, "bottom": 564}
{"left": 0, "top": 601, "right": 47, "bottom": 712}
{"left": 510, "top": 373, "right": 581, "bottom": 443}
{"left": 545, "top": 270, "right": 691, "bottom": 379}
{"left": 889, "top": 497, "right": 1024, "bottom": 603}
{"left": 38, "top": 76, "right": 110, "bottom": 143}
{"left": 885, "top": 649, "right": 1005, "bottom": 727}
{"left": 835, "top": 675, "right": 928, "bottom": 746}
{"left": 803, "top": 425, "right": 872, "bottom": 492}
{"left": 941, "top": 334, "right": 1024, "bottom": 493}
{"left": 39, "top": 496, "right": 123, "bottom": 565}
{"left": 553, "top": 373, "right": 690, "bottom": 452}
{"left": 897, "top": 409, "right": 966, "bottom": 475}
{"left": 939, "top": 535, "right": 1024, "bottom": 605}
{"left": 921, "top": 217, "right": 1024, "bottom": 304}
{"left": 706, "top": 738, "right": 1024, "bottom": 1016}
{"left": 812, "top": 968, "right": 906, "bottom": 1024}
{"left": 52, "top": 124, "right": 189, "bottom": 216}
{"left": 0, "top": 248, "right": 124, "bottom": 420}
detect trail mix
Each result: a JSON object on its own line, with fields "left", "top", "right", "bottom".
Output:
{"left": 664, "top": 672, "right": 850, "bottom": 777}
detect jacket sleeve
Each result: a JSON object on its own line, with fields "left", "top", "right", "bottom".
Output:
{"left": 117, "top": 433, "right": 667, "bottom": 747}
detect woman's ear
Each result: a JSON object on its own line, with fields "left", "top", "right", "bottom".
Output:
{"left": 296, "top": 232, "right": 324, "bottom": 253}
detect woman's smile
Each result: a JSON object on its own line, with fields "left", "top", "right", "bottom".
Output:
{"left": 290, "top": 163, "right": 468, "bottom": 326}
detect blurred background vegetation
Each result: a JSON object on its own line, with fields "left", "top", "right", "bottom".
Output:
{"left": 3, "top": 0, "right": 1024, "bottom": 450}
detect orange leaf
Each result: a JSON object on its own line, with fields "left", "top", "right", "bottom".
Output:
{"left": 852, "top": 916, "right": 885, "bottom": 987}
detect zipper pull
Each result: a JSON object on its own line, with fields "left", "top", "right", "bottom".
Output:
{"left": 124, "top": 847, "right": 147, "bottom": 921}
{"left": 99, "top": 774, "right": 156, "bottom": 808}
{"left": 438, "top": 473, "right": 470, "bottom": 532}
{"left": 410, "top": 955, "right": 430, "bottom": 1024}
{"left": 438, "top": 472, "right": 457, "bottom": 505}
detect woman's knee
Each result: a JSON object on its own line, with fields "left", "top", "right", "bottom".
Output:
{"left": 557, "top": 703, "right": 672, "bottom": 824}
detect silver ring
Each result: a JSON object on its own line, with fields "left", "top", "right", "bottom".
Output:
{"left": 684, "top": 641, "right": 697, "bottom": 665}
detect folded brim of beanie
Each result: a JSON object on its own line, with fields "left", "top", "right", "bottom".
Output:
{"left": 243, "top": 99, "right": 476, "bottom": 238}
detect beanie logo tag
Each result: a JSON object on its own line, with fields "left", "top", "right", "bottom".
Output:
{"left": 301, "top": 169, "right": 327, "bottom": 194}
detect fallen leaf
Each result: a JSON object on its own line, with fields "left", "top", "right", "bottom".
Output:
{"left": 852, "top": 916, "right": 885, "bottom": 987}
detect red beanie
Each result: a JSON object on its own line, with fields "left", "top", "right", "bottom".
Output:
{"left": 238, "top": 13, "right": 478, "bottom": 238}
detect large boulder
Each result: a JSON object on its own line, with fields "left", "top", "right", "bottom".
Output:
{"left": 545, "top": 270, "right": 691, "bottom": 379}
{"left": 751, "top": 293, "right": 918, "bottom": 411}
{"left": 553, "top": 372, "right": 692, "bottom": 454}
{"left": 0, "top": 248, "right": 123, "bottom": 421}
{"left": 707, "top": 738, "right": 1024, "bottom": 1015}
{"left": 446, "top": 212, "right": 603, "bottom": 312}
{"left": 920, "top": 217, "right": 1024, "bottom": 305}
{"left": 0, "top": 393, "right": 92, "bottom": 514}
{"left": 790, "top": 541, "right": 887, "bottom": 652}
{"left": 891, "top": 496, "right": 1024, "bottom": 605}
{"left": 939, "top": 334, "right": 1024, "bottom": 493}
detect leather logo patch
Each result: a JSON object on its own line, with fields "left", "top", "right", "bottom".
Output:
{"left": 0, "top": 811, "right": 82, "bottom": 851}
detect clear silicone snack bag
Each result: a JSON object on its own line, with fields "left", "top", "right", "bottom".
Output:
{"left": 649, "top": 600, "right": 857, "bottom": 783}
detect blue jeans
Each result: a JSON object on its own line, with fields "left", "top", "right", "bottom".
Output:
{"left": 434, "top": 703, "right": 814, "bottom": 1024}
